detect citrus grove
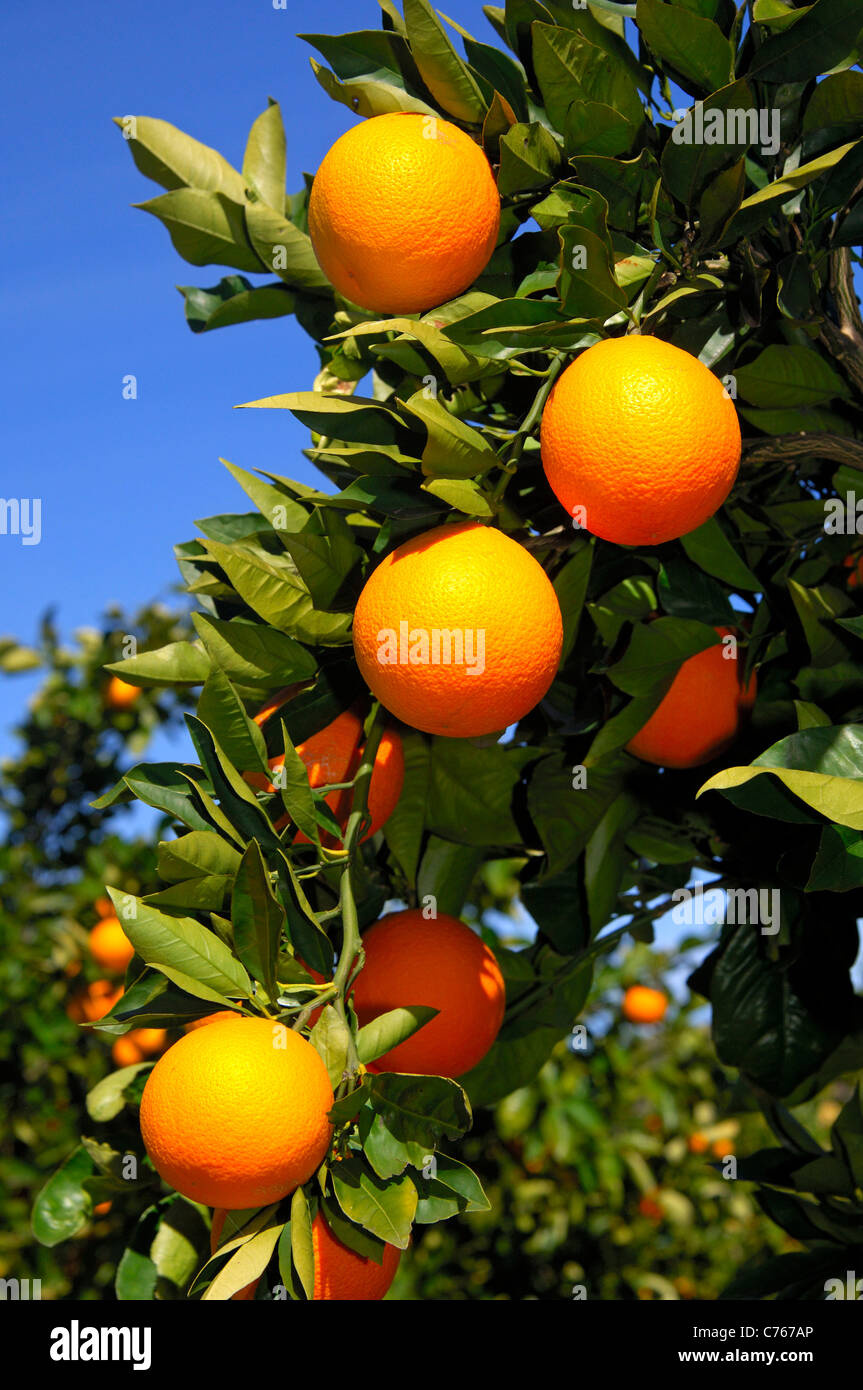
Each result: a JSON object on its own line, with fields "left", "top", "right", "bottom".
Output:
{"left": 32, "top": 0, "right": 863, "bottom": 1301}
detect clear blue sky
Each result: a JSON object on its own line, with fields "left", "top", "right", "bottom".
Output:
{"left": 0, "top": 0, "right": 490, "bottom": 757}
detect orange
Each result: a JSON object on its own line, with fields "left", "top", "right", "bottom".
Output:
{"left": 210, "top": 1208, "right": 260, "bottom": 1301}
{"left": 712, "top": 1137, "right": 735, "bottom": 1160}
{"left": 622, "top": 986, "right": 668, "bottom": 1024}
{"left": 93, "top": 1201, "right": 113, "bottom": 1217}
{"left": 94, "top": 896, "right": 115, "bottom": 918}
{"left": 139, "top": 1018, "right": 334, "bottom": 1209}
{"left": 104, "top": 675, "right": 141, "bottom": 709}
{"left": 626, "top": 627, "right": 757, "bottom": 769}
{"left": 638, "top": 1191, "right": 664, "bottom": 1221}
{"left": 843, "top": 553, "right": 863, "bottom": 589}
{"left": 351, "top": 909, "right": 505, "bottom": 1078}
{"left": 67, "top": 979, "right": 123, "bottom": 1024}
{"left": 308, "top": 113, "right": 500, "bottom": 314}
{"left": 540, "top": 335, "right": 741, "bottom": 546}
{"left": 248, "top": 705, "right": 404, "bottom": 846}
{"left": 111, "top": 1027, "right": 168, "bottom": 1068}
{"left": 184, "top": 1010, "right": 241, "bottom": 1032}
{"left": 88, "top": 915, "right": 135, "bottom": 973}
{"left": 352, "top": 522, "right": 563, "bottom": 739}
{"left": 311, "top": 1212, "right": 400, "bottom": 1300}
{"left": 688, "top": 1132, "right": 710, "bottom": 1155}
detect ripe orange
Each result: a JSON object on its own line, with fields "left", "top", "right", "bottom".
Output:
{"left": 688, "top": 1132, "right": 710, "bottom": 1155}
{"left": 67, "top": 979, "right": 123, "bottom": 1024}
{"left": 112, "top": 1028, "right": 168, "bottom": 1067}
{"left": 626, "top": 627, "right": 757, "bottom": 769}
{"left": 104, "top": 675, "right": 141, "bottom": 710}
{"left": 712, "top": 1137, "right": 735, "bottom": 1160}
{"left": 352, "top": 522, "right": 563, "bottom": 739}
{"left": 622, "top": 985, "right": 668, "bottom": 1024}
{"left": 88, "top": 915, "right": 134, "bottom": 973}
{"left": 248, "top": 705, "right": 405, "bottom": 846}
{"left": 210, "top": 1208, "right": 260, "bottom": 1301}
{"left": 93, "top": 1201, "right": 113, "bottom": 1217}
{"left": 540, "top": 335, "right": 741, "bottom": 546}
{"left": 184, "top": 1010, "right": 241, "bottom": 1032}
{"left": 638, "top": 1191, "right": 664, "bottom": 1221}
{"left": 843, "top": 553, "right": 863, "bottom": 589}
{"left": 351, "top": 909, "right": 505, "bottom": 1078}
{"left": 94, "top": 896, "right": 115, "bottom": 918}
{"left": 308, "top": 113, "right": 500, "bottom": 314}
{"left": 140, "top": 1018, "right": 334, "bottom": 1209}
{"left": 312, "top": 1212, "right": 401, "bottom": 1300}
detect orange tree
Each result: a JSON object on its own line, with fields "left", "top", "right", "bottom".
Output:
{"left": 32, "top": 0, "right": 863, "bottom": 1299}
{"left": 0, "top": 605, "right": 191, "bottom": 1297}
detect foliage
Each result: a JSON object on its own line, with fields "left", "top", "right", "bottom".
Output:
{"left": 26, "top": 0, "right": 863, "bottom": 1297}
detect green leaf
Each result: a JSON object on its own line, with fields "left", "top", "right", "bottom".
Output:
{"left": 497, "top": 121, "right": 562, "bottom": 196}
{"left": 718, "top": 141, "right": 856, "bottom": 243}
{"left": 310, "top": 1005, "right": 352, "bottom": 1088}
{"left": 86, "top": 1064, "right": 151, "bottom": 1123}
{"left": 553, "top": 541, "right": 593, "bottom": 659}
{"left": 527, "top": 752, "right": 628, "bottom": 876}
{"left": 636, "top": 0, "right": 733, "bottom": 94}
{"left": 203, "top": 1219, "right": 282, "bottom": 1301}
{"left": 416, "top": 836, "right": 483, "bottom": 917}
{"left": 244, "top": 200, "right": 331, "bottom": 290}
{"left": 532, "top": 23, "right": 642, "bottom": 151}
{"left": 202, "top": 539, "right": 351, "bottom": 646}
{"left": 422, "top": 477, "right": 494, "bottom": 515}
{"left": 221, "top": 458, "right": 311, "bottom": 532}
{"left": 558, "top": 224, "right": 627, "bottom": 320}
{"left": 803, "top": 70, "right": 863, "bottom": 133}
{"left": 403, "top": 0, "right": 489, "bottom": 122}
{"left": 748, "top": 0, "right": 863, "bottom": 83}
{"left": 698, "top": 725, "right": 863, "bottom": 829}
{"left": 135, "top": 189, "right": 262, "bottom": 271}
{"left": 400, "top": 390, "right": 496, "bottom": 478}
{"left": 105, "top": 640, "right": 210, "bottom": 688}
{"left": 290, "top": 1187, "right": 316, "bottom": 1300}
{"left": 807, "top": 825, "right": 863, "bottom": 891}
{"left": 369, "top": 1073, "right": 472, "bottom": 1147}
{"left": 179, "top": 276, "right": 295, "bottom": 333}
{"left": 605, "top": 617, "right": 720, "bottom": 696}
{"left": 787, "top": 578, "right": 851, "bottom": 667}
{"left": 197, "top": 668, "right": 270, "bottom": 776}
{"left": 192, "top": 612, "right": 317, "bottom": 688}
{"left": 114, "top": 115, "right": 247, "bottom": 199}
{"left": 93, "top": 763, "right": 216, "bottom": 833}
{"left": 309, "top": 58, "right": 438, "bottom": 119}
{"left": 331, "top": 1155, "right": 417, "bottom": 1248}
{"left": 735, "top": 345, "right": 850, "bottom": 408}
{"left": 356, "top": 1006, "right": 439, "bottom": 1066}
{"left": 239, "top": 390, "right": 405, "bottom": 445}
{"left": 32, "top": 1147, "right": 97, "bottom": 1247}
{"left": 278, "top": 510, "right": 363, "bottom": 608}
{"left": 680, "top": 517, "right": 761, "bottom": 591}
{"left": 232, "top": 840, "right": 284, "bottom": 998}
{"left": 106, "top": 887, "right": 253, "bottom": 999}
{"left": 413, "top": 1152, "right": 490, "bottom": 1221}
{"left": 157, "top": 830, "right": 242, "bottom": 882}
{"left": 243, "top": 101, "right": 287, "bottom": 211}
{"left": 661, "top": 80, "right": 756, "bottom": 209}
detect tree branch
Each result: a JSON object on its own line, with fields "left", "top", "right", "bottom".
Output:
{"left": 742, "top": 431, "right": 863, "bottom": 472}
{"left": 818, "top": 247, "right": 863, "bottom": 397}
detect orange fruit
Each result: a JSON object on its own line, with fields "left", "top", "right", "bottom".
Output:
{"left": 540, "top": 335, "right": 741, "bottom": 546}
{"left": 674, "top": 1276, "right": 696, "bottom": 1299}
{"left": 184, "top": 1010, "right": 241, "bottom": 1032}
{"left": 351, "top": 909, "right": 505, "bottom": 1078}
{"left": 140, "top": 1018, "right": 334, "bottom": 1209}
{"left": 248, "top": 705, "right": 404, "bottom": 846}
{"left": 210, "top": 1208, "right": 260, "bottom": 1301}
{"left": 93, "top": 1201, "right": 113, "bottom": 1217}
{"left": 843, "top": 554, "right": 863, "bottom": 589}
{"left": 638, "top": 1191, "right": 664, "bottom": 1221}
{"left": 688, "top": 1132, "right": 710, "bottom": 1155}
{"left": 67, "top": 979, "right": 123, "bottom": 1024}
{"left": 622, "top": 985, "right": 668, "bottom": 1024}
{"left": 311, "top": 1212, "right": 401, "bottom": 1300}
{"left": 712, "top": 1137, "right": 735, "bottom": 1159}
{"left": 88, "top": 915, "right": 135, "bottom": 973}
{"left": 352, "top": 522, "right": 563, "bottom": 739}
{"left": 104, "top": 675, "right": 141, "bottom": 709}
{"left": 308, "top": 113, "right": 500, "bottom": 314}
{"left": 626, "top": 627, "right": 757, "bottom": 769}
{"left": 94, "top": 896, "right": 115, "bottom": 918}
{"left": 112, "top": 1028, "right": 167, "bottom": 1067}
{"left": 112, "top": 1035, "right": 145, "bottom": 1067}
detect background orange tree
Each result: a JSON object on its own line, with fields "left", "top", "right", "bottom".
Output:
{"left": 28, "top": 0, "right": 863, "bottom": 1298}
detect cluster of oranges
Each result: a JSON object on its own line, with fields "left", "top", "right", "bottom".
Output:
{"left": 67, "top": 898, "right": 167, "bottom": 1067}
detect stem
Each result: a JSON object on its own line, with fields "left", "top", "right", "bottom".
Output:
{"left": 492, "top": 353, "right": 566, "bottom": 508}
{"left": 330, "top": 704, "right": 386, "bottom": 1077}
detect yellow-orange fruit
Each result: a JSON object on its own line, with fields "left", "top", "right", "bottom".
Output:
{"left": 622, "top": 985, "right": 668, "bottom": 1024}
{"left": 351, "top": 909, "right": 505, "bottom": 1078}
{"left": 626, "top": 628, "right": 757, "bottom": 769}
{"left": 248, "top": 706, "right": 404, "bottom": 846}
{"left": 312, "top": 1212, "right": 401, "bottom": 1300}
{"left": 308, "top": 113, "right": 500, "bottom": 314}
{"left": 712, "top": 1137, "right": 735, "bottom": 1159}
{"left": 352, "top": 522, "right": 563, "bottom": 739}
{"left": 104, "top": 675, "right": 141, "bottom": 709}
{"left": 88, "top": 915, "right": 134, "bottom": 973}
{"left": 688, "top": 1132, "right": 710, "bottom": 1155}
{"left": 93, "top": 1201, "right": 113, "bottom": 1217}
{"left": 94, "top": 896, "right": 115, "bottom": 918}
{"left": 140, "top": 1018, "right": 334, "bottom": 1209}
{"left": 540, "top": 335, "right": 741, "bottom": 546}
{"left": 112, "top": 1028, "right": 168, "bottom": 1067}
